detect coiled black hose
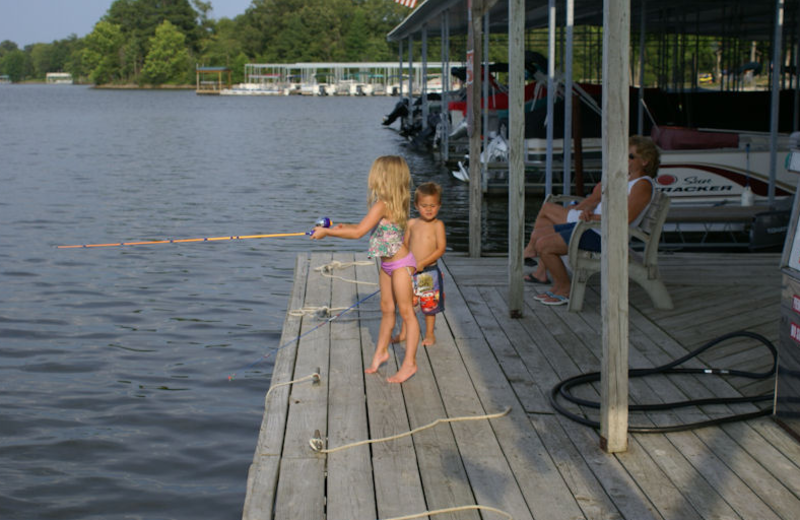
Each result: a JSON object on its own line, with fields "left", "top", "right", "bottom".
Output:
{"left": 549, "top": 330, "right": 777, "bottom": 433}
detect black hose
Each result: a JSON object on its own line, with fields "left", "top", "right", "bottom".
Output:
{"left": 549, "top": 330, "right": 777, "bottom": 433}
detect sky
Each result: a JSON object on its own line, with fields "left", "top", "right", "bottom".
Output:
{"left": 0, "top": 0, "right": 254, "bottom": 47}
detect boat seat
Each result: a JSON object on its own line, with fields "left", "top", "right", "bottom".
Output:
{"left": 547, "top": 190, "right": 673, "bottom": 312}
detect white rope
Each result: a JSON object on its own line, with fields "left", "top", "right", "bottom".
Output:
{"left": 314, "top": 260, "right": 378, "bottom": 286}
{"left": 309, "top": 408, "right": 511, "bottom": 453}
{"left": 287, "top": 304, "right": 381, "bottom": 320}
{"left": 288, "top": 305, "right": 347, "bottom": 317}
{"left": 382, "top": 504, "right": 513, "bottom": 520}
{"left": 265, "top": 372, "right": 320, "bottom": 402}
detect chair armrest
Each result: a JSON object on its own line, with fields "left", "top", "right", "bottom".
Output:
{"left": 546, "top": 194, "right": 585, "bottom": 206}
{"left": 629, "top": 227, "right": 649, "bottom": 243}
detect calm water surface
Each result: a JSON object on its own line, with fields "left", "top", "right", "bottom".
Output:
{"left": 0, "top": 85, "right": 532, "bottom": 519}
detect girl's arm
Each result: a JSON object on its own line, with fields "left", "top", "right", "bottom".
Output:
{"left": 415, "top": 221, "right": 447, "bottom": 270}
{"left": 310, "top": 200, "right": 385, "bottom": 240}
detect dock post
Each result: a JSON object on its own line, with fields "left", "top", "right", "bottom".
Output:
{"left": 508, "top": 0, "right": 525, "bottom": 317}
{"left": 600, "top": 0, "right": 631, "bottom": 453}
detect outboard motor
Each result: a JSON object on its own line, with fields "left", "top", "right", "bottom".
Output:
{"left": 382, "top": 98, "right": 409, "bottom": 126}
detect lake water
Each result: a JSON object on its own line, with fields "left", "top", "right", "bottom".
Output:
{"left": 0, "top": 85, "right": 534, "bottom": 519}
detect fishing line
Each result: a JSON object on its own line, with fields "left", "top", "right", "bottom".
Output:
{"left": 228, "top": 288, "right": 380, "bottom": 381}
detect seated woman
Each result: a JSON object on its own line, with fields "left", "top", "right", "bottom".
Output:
{"left": 533, "top": 135, "right": 660, "bottom": 306}
{"left": 523, "top": 182, "right": 601, "bottom": 283}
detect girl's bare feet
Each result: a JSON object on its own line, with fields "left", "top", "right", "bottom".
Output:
{"left": 365, "top": 349, "right": 390, "bottom": 374}
{"left": 422, "top": 335, "right": 436, "bottom": 346}
{"left": 387, "top": 363, "right": 417, "bottom": 383}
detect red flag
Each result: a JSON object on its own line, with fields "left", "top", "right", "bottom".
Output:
{"left": 394, "top": 0, "right": 417, "bottom": 8}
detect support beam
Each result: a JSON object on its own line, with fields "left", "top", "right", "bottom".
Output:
{"left": 441, "top": 10, "right": 451, "bottom": 161}
{"left": 468, "top": 0, "right": 483, "bottom": 258}
{"left": 508, "top": 0, "right": 525, "bottom": 317}
{"left": 546, "top": 0, "right": 556, "bottom": 196}
{"left": 564, "top": 0, "right": 575, "bottom": 196}
{"left": 770, "top": 0, "right": 786, "bottom": 206}
{"left": 600, "top": 0, "right": 631, "bottom": 454}
{"left": 422, "top": 24, "right": 429, "bottom": 125}
{"left": 637, "top": 1, "right": 647, "bottom": 135}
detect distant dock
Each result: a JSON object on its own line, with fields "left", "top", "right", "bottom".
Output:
{"left": 242, "top": 251, "right": 799, "bottom": 520}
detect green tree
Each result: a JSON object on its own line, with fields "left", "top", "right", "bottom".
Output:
{"left": 141, "top": 20, "right": 191, "bottom": 85}
{"left": 30, "top": 43, "right": 56, "bottom": 79}
{"left": 343, "top": 8, "right": 370, "bottom": 61}
{"left": 83, "top": 21, "right": 126, "bottom": 84}
{"left": 105, "top": 0, "right": 202, "bottom": 77}
{"left": 0, "top": 40, "right": 19, "bottom": 59}
{"left": 1, "top": 50, "right": 29, "bottom": 82}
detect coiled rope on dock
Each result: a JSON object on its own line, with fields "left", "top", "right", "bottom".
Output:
{"left": 314, "top": 260, "right": 378, "bottom": 286}
{"left": 309, "top": 407, "right": 511, "bottom": 453}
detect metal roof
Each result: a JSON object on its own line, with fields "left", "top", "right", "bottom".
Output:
{"left": 388, "top": 0, "right": 799, "bottom": 42}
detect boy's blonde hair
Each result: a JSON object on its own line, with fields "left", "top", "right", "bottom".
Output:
{"left": 367, "top": 155, "right": 411, "bottom": 229}
{"left": 415, "top": 182, "right": 442, "bottom": 203}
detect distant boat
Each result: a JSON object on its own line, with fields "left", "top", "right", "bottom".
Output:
{"left": 45, "top": 72, "right": 73, "bottom": 85}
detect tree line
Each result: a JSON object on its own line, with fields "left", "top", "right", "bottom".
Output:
{"left": 0, "top": 0, "right": 410, "bottom": 85}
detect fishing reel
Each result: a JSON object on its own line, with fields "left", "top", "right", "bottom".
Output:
{"left": 306, "top": 217, "right": 333, "bottom": 236}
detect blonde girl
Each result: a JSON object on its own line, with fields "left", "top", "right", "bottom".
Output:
{"left": 310, "top": 156, "right": 419, "bottom": 383}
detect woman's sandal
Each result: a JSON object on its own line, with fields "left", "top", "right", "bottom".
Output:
{"left": 524, "top": 273, "right": 550, "bottom": 284}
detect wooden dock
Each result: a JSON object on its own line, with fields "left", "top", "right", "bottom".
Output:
{"left": 242, "top": 251, "right": 799, "bottom": 520}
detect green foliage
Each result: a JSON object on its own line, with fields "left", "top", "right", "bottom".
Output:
{"left": 82, "top": 21, "right": 126, "bottom": 84}
{"left": 0, "top": 50, "right": 29, "bottom": 82}
{"left": 141, "top": 20, "right": 192, "bottom": 85}
{"left": 105, "top": 0, "right": 203, "bottom": 76}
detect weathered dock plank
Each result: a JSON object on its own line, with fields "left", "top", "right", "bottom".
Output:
{"left": 326, "top": 253, "right": 376, "bottom": 520}
{"left": 244, "top": 251, "right": 800, "bottom": 520}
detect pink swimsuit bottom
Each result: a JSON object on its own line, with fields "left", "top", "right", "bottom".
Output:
{"left": 380, "top": 252, "right": 417, "bottom": 277}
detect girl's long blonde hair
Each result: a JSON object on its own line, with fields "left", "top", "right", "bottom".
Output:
{"left": 367, "top": 155, "right": 411, "bottom": 229}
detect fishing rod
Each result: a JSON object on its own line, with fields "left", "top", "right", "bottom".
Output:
{"left": 56, "top": 217, "right": 334, "bottom": 249}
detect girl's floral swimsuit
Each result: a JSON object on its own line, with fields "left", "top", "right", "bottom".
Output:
{"left": 369, "top": 218, "right": 416, "bottom": 276}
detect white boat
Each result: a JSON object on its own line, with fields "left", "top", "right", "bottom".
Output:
{"left": 221, "top": 83, "right": 286, "bottom": 95}
{"left": 45, "top": 72, "right": 73, "bottom": 85}
{"left": 518, "top": 127, "right": 796, "bottom": 207}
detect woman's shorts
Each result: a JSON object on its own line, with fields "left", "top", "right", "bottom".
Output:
{"left": 553, "top": 223, "right": 602, "bottom": 252}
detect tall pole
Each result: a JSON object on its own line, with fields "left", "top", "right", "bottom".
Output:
{"left": 422, "top": 24, "right": 429, "bottom": 125}
{"left": 564, "top": 0, "right": 575, "bottom": 196}
{"left": 770, "top": 0, "right": 786, "bottom": 206}
{"left": 638, "top": 1, "right": 647, "bottom": 135}
{"left": 546, "top": 0, "right": 557, "bottom": 196}
{"left": 600, "top": 0, "right": 631, "bottom": 454}
{"left": 483, "top": 11, "right": 490, "bottom": 193}
{"left": 468, "top": 0, "right": 484, "bottom": 258}
{"left": 509, "top": 0, "right": 525, "bottom": 317}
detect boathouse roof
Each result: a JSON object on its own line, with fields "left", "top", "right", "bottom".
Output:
{"left": 388, "top": 0, "right": 799, "bottom": 41}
